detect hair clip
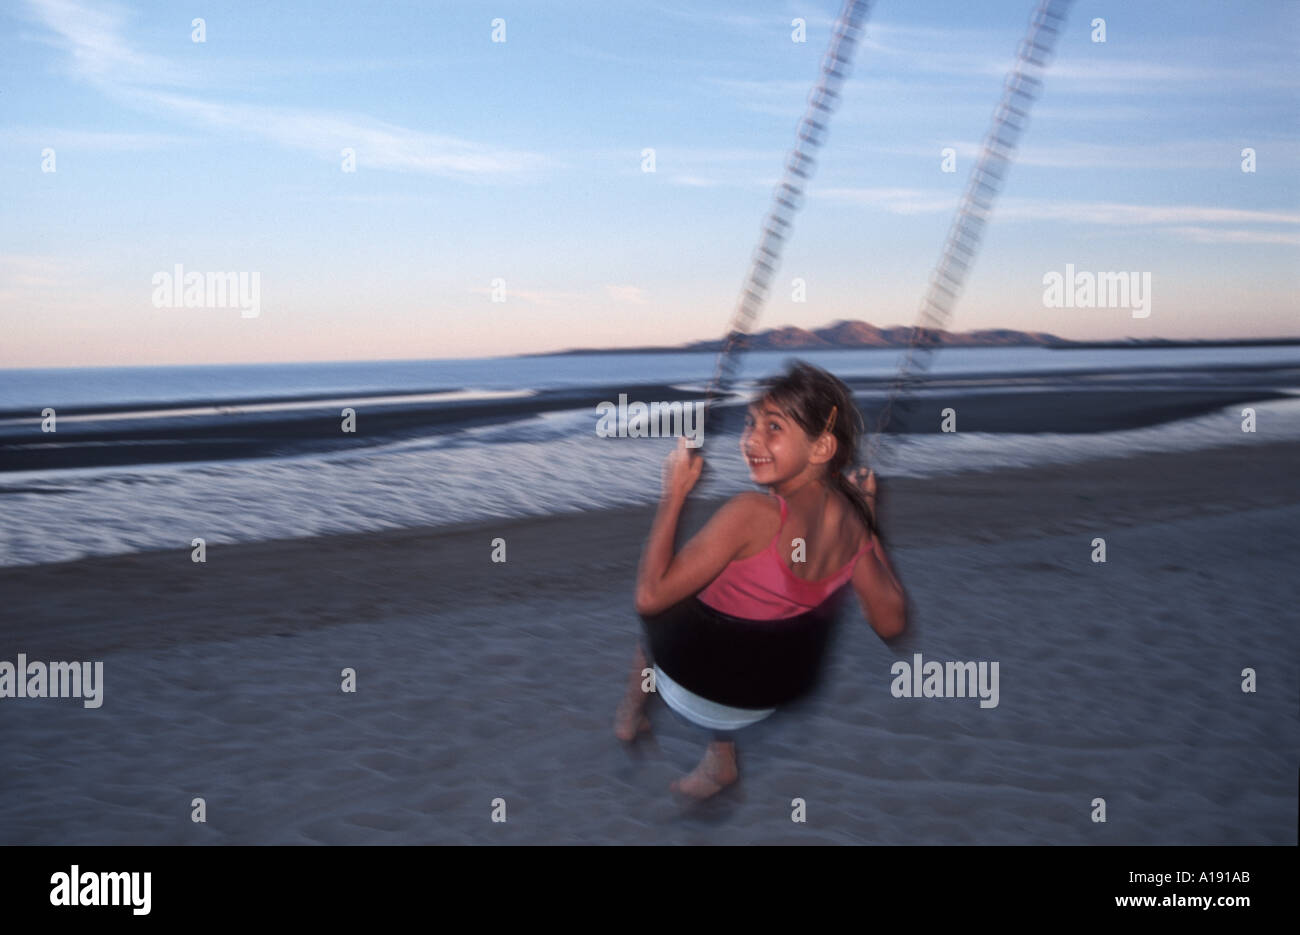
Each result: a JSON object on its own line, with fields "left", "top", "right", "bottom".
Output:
{"left": 823, "top": 404, "right": 838, "bottom": 434}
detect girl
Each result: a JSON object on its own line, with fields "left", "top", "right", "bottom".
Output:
{"left": 615, "top": 361, "right": 907, "bottom": 800}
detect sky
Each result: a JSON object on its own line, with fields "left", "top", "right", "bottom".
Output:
{"left": 1, "top": 0, "right": 1298, "bottom": 367}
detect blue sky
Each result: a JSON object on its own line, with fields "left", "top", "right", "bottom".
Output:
{"left": 2, "top": 0, "right": 1297, "bottom": 367}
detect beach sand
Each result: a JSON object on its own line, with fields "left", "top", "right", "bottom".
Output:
{"left": 1, "top": 439, "right": 1296, "bottom": 844}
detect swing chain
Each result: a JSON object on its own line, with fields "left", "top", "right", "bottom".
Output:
{"left": 706, "top": 0, "right": 876, "bottom": 413}
{"left": 865, "top": 0, "right": 1075, "bottom": 466}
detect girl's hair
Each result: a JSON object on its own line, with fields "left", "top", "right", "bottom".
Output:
{"left": 756, "top": 360, "right": 879, "bottom": 541}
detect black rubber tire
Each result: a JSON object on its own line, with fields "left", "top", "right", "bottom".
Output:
{"left": 640, "top": 594, "right": 841, "bottom": 710}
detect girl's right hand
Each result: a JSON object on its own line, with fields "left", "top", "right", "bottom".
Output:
{"left": 661, "top": 436, "right": 704, "bottom": 502}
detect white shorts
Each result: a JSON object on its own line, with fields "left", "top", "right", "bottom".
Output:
{"left": 653, "top": 664, "right": 776, "bottom": 732}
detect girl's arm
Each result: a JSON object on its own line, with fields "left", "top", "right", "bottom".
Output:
{"left": 634, "top": 441, "right": 764, "bottom": 616}
{"left": 853, "top": 539, "right": 906, "bottom": 640}
{"left": 634, "top": 493, "right": 764, "bottom": 615}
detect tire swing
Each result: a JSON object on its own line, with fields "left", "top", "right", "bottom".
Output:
{"left": 641, "top": 0, "right": 1074, "bottom": 711}
{"left": 643, "top": 593, "right": 848, "bottom": 710}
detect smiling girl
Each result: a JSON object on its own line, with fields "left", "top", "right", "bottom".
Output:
{"left": 615, "top": 360, "right": 907, "bottom": 799}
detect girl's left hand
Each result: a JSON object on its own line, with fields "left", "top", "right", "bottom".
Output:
{"left": 661, "top": 436, "right": 704, "bottom": 501}
{"left": 847, "top": 466, "right": 878, "bottom": 524}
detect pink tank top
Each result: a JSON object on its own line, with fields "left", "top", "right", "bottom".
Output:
{"left": 697, "top": 494, "right": 872, "bottom": 620}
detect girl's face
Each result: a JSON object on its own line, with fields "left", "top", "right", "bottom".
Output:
{"left": 741, "top": 398, "right": 813, "bottom": 485}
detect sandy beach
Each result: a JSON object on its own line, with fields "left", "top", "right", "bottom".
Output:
{"left": 1, "top": 439, "right": 1296, "bottom": 845}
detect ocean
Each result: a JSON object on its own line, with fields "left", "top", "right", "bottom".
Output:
{"left": 1, "top": 345, "right": 1298, "bottom": 567}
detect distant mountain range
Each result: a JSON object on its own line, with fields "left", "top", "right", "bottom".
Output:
{"left": 528, "top": 320, "right": 1300, "bottom": 356}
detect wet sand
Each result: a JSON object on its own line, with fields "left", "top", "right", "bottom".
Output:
{"left": 4, "top": 361, "right": 1297, "bottom": 473}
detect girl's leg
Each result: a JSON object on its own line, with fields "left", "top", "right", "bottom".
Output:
{"left": 671, "top": 731, "right": 740, "bottom": 800}
{"left": 613, "top": 642, "right": 654, "bottom": 741}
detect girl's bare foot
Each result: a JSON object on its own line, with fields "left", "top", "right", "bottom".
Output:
{"left": 614, "top": 646, "right": 653, "bottom": 742}
{"left": 670, "top": 741, "right": 739, "bottom": 800}
{"left": 613, "top": 699, "right": 652, "bottom": 742}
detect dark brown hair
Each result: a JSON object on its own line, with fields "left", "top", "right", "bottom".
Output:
{"left": 756, "top": 360, "right": 879, "bottom": 541}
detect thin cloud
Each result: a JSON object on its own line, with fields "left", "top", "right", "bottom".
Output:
{"left": 1165, "top": 226, "right": 1300, "bottom": 246}
{"left": 23, "top": 0, "right": 545, "bottom": 180}
{"left": 858, "top": 19, "right": 1300, "bottom": 95}
{"left": 648, "top": 3, "right": 793, "bottom": 32}
{"left": 133, "top": 90, "right": 543, "bottom": 179}
{"left": 0, "top": 254, "right": 64, "bottom": 288}
{"left": 862, "top": 139, "right": 1300, "bottom": 171}
{"left": 466, "top": 287, "right": 585, "bottom": 309}
{"left": 816, "top": 186, "right": 957, "bottom": 215}
{"left": 997, "top": 199, "right": 1300, "bottom": 228}
{"left": 0, "top": 255, "right": 78, "bottom": 314}
{"left": 24, "top": 0, "right": 208, "bottom": 89}
{"left": 467, "top": 285, "right": 651, "bottom": 308}
{"left": 814, "top": 186, "right": 1300, "bottom": 246}
{"left": 1, "top": 128, "right": 190, "bottom": 150}
{"left": 606, "top": 285, "right": 650, "bottom": 305}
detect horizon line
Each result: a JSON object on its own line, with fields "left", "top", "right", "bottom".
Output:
{"left": 4, "top": 333, "right": 1300, "bottom": 372}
